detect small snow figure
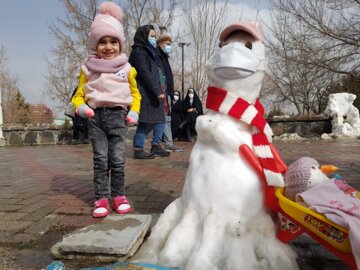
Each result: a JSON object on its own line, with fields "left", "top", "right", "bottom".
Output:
{"left": 284, "top": 157, "right": 331, "bottom": 202}
{"left": 132, "top": 21, "right": 298, "bottom": 269}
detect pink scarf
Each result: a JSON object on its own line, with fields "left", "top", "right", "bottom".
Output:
{"left": 84, "top": 53, "right": 129, "bottom": 73}
{"left": 206, "top": 86, "right": 284, "bottom": 187}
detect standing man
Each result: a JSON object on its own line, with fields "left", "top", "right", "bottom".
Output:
{"left": 157, "top": 30, "right": 183, "bottom": 152}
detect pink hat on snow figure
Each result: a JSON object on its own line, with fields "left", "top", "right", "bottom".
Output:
{"left": 284, "top": 157, "right": 319, "bottom": 201}
{"left": 89, "top": 1, "right": 125, "bottom": 51}
{"left": 220, "top": 20, "right": 265, "bottom": 43}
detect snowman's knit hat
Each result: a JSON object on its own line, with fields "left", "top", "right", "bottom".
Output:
{"left": 284, "top": 157, "right": 319, "bottom": 201}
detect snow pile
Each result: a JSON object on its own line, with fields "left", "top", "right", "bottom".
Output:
{"left": 324, "top": 93, "right": 360, "bottom": 138}
{"left": 275, "top": 133, "right": 306, "bottom": 141}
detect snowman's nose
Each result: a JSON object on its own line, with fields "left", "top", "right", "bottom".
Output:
{"left": 320, "top": 164, "right": 338, "bottom": 174}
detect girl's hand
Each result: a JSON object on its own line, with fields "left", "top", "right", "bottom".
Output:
{"left": 126, "top": 110, "right": 139, "bottom": 124}
{"left": 77, "top": 104, "right": 94, "bottom": 118}
{"left": 158, "top": 94, "right": 165, "bottom": 100}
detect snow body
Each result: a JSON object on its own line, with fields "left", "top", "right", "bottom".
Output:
{"left": 132, "top": 26, "right": 298, "bottom": 270}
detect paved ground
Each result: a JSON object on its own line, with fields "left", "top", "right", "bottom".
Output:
{"left": 0, "top": 137, "right": 359, "bottom": 269}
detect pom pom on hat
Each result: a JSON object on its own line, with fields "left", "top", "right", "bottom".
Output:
{"left": 99, "top": 1, "right": 123, "bottom": 21}
{"left": 89, "top": 1, "right": 125, "bottom": 51}
{"left": 284, "top": 157, "right": 319, "bottom": 201}
{"left": 157, "top": 33, "right": 172, "bottom": 44}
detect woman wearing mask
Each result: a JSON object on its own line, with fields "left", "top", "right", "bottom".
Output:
{"left": 179, "top": 88, "right": 203, "bottom": 141}
{"left": 129, "top": 25, "right": 170, "bottom": 159}
{"left": 170, "top": 90, "right": 184, "bottom": 141}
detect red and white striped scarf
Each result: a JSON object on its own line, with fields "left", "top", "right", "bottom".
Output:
{"left": 206, "top": 86, "right": 284, "bottom": 187}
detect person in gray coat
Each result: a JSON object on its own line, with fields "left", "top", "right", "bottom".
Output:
{"left": 129, "top": 25, "right": 170, "bottom": 159}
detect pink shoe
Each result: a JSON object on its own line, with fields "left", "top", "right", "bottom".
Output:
{"left": 112, "top": 196, "right": 132, "bottom": 214}
{"left": 93, "top": 198, "right": 110, "bottom": 218}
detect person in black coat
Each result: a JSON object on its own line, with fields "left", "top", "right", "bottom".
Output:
{"left": 129, "top": 25, "right": 170, "bottom": 159}
{"left": 170, "top": 90, "right": 184, "bottom": 140}
{"left": 179, "top": 88, "right": 203, "bottom": 141}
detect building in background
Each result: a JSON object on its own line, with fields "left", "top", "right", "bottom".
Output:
{"left": 28, "top": 104, "right": 53, "bottom": 125}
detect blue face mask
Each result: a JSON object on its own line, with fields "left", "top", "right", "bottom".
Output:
{"left": 162, "top": 45, "right": 172, "bottom": 55}
{"left": 148, "top": 37, "right": 157, "bottom": 48}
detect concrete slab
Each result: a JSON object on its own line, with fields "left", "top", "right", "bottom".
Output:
{"left": 57, "top": 215, "right": 151, "bottom": 258}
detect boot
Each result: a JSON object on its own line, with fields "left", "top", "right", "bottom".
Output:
{"left": 150, "top": 144, "right": 171, "bottom": 157}
{"left": 134, "top": 149, "right": 155, "bottom": 159}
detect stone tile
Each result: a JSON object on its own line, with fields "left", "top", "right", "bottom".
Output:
{"left": 55, "top": 205, "right": 91, "bottom": 215}
{"left": 0, "top": 220, "right": 33, "bottom": 232}
{"left": 18, "top": 200, "right": 51, "bottom": 213}
{"left": 0, "top": 212, "right": 28, "bottom": 221}
{"left": 0, "top": 204, "right": 24, "bottom": 212}
{"left": 57, "top": 215, "right": 97, "bottom": 229}
{"left": 127, "top": 195, "right": 148, "bottom": 202}
{"left": 0, "top": 198, "right": 23, "bottom": 204}
{"left": 24, "top": 214, "right": 64, "bottom": 235}
{"left": 20, "top": 205, "right": 55, "bottom": 222}
{"left": 0, "top": 232, "right": 37, "bottom": 245}
{"left": 58, "top": 215, "right": 152, "bottom": 257}
{"left": 17, "top": 194, "right": 50, "bottom": 205}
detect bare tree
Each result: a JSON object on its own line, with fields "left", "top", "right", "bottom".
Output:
{"left": 0, "top": 42, "right": 30, "bottom": 124}
{"left": 264, "top": 2, "right": 348, "bottom": 116}
{"left": 44, "top": 0, "right": 97, "bottom": 110}
{"left": 269, "top": 0, "right": 360, "bottom": 78}
{"left": 120, "top": 0, "right": 177, "bottom": 55}
{"left": 181, "top": 0, "right": 228, "bottom": 102}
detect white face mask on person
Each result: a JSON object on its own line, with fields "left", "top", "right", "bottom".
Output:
{"left": 213, "top": 42, "right": 267, "bottom": 80}
{"left": 162, "top": 45, "right": 172, "bottom": 55}
{"left": 173, "top": 95, "right": 179, "bottom": 101}
{"left": 188, "top": 93, "right": 194, "bottom": 99}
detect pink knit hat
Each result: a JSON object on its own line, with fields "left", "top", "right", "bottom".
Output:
{"left": 284, "top": 157, "right": 319, "bottom": 201}
{"left": 89, "top": 2, "right": 125, "bottom": 51}
{"left": 220, "top": 20, "right": 265, "bottom": 43}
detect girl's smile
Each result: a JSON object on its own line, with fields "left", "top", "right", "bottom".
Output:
{"left": 96, "top": 36, "right": 120, "bottom": 60}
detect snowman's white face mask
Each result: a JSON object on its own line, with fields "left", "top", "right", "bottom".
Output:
{"left": 213, "top": 42, "right": 267, "bottom": 80}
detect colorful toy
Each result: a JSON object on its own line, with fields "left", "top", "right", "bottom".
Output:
{"left": 275, "top": 160, "right": 357, "bottom": 270}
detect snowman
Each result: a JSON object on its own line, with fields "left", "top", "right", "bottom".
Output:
{"left": 132, "top": 21, "right": 299, "bottom": 270}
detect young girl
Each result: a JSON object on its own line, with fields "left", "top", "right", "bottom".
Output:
{"left": 72, "top": 2, "right": 141, "bottom": 218}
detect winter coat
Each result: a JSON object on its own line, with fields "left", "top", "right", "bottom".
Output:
{"left": 129, "top": 25, "right": 165, "bottom": 124}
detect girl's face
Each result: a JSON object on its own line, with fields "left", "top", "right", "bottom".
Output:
{"left": 96, "top": 36, "right": 120, "bottom": 60}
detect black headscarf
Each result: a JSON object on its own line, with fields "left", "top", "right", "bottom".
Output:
{"left": 183, "top": 88, "right": 203, "bottom": 115}
{"left": 132, "top": 24, "right": 160, "bottom": 66}
{"left": 133, "top": 25, "right": 154, "bottom": 47}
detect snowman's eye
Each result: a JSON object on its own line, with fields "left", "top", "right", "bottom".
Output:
{"left": 311, "top": 165, "right": 317, "bottom": 170}
{"left": 245, "top": 42, "right": 252, "bottom": 50}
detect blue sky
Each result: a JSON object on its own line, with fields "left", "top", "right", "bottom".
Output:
{"left": 0, "top": 1, "right": 65, "bottom": 108}
{"left": 0, "top": 0, "right": 269, "bottom": 115}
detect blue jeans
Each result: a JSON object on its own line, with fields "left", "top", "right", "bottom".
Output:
{"left": 133, "top": 122, "right": 165, "bottom": 149}
{"left": 88, "top": 108, "right": 128, "bottom": 200}
{"left": 163, "top": 115, "right": 174, "bottom": 147}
